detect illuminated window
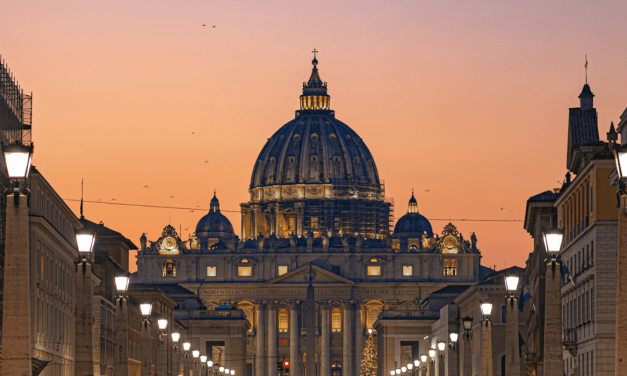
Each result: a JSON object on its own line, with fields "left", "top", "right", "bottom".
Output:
{"left": 370, "top": 258, "right": 377, "bottom": 262}
{"left": 279, "top": 310, "right": 288, "bottom": 332}
{"left": 278, "top": 265, "right": 288, "bottom": 276}
{"left": 288, "top": 217, "right": 295, "bottom": 230}
{"left": 238, "top": 266, "right": 252, "bottom": 277}
{"left": 207, "top": 266, "right": 216, "bottom": 277}
{"left": 367, "top": 266, "right": 381, "bottom": 276}
{"left": 162, "top": 260, "right": 176, "bottom": 277}
{"left": 367, "top": 307, "right": 380, "bottom": 328}
{"left": 444, "top": 259, "right": 457, "bottom": 276}
{"left": 332, "top": 309, "right": 342, "bottom": 332}
{"left": 403, "top": 265, "right": 413, "bottom": 276}
{"left": 409, "top": 244, "right": 418, "bottom": 251}
{"left": 311, "top": 217, "right": 319, "bottom": 228}
{"left": 242, "top": 259, "right": 249, "bottom": 263}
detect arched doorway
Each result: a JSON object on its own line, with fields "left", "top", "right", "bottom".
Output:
{"left": 332, "top": 363, "right": 342, "bottom": 376}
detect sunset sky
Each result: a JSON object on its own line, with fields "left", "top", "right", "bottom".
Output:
{"left": 2, "top": 0, "right": 627, "bottom": 272}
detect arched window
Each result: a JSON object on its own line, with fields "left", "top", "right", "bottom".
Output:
{"left": 279, "top": 310, "right": 288, "bottom": 332}
{"left": 367, "top": 307, "right": 381, "bottom": 329}
{"left": 332, "top": 309, "right": 341, "bottom": 332}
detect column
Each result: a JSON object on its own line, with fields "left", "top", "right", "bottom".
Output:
{"left": 617, "top": 192, "right": 627, "bottom": 375}
{"left": 446, "top": 342, "right": 459, "bottom": 376}
{"left": 544, "top": 260, "right": 564, "bottom": 376}
{"left": 343, "top": 302, "right": 353, "bottom": 376}
{"left": 76, "top": 261, "right": 101, "bottom": 376}
{"left": 321, "top": 303, "right": 331, "bottom": 376}
{"left": 290, "top": 302, "right": 300, "bottom": 376}
{"left": 158, "top": 332, "right": 168, "bottom": 376}
{"left": 141, "top": 320, "right": 153, "bottom": 376}
{"left": 505, "top": 296, "right": 520, "bottom": 376}
{"left": 268, "top": 303, "right": 277, "bottom": 376}
{"left": 253, "top": 205, "right": 261, "bottom": 237}
{"left": 114, "top": 298, "right": 130, "bottom": 376}
{"left": 184, "top": 354, "right": 191, "bottom": 376}
{"left": 460, "top": 330, "right": 472, "bottom": 376}
{"left": 256, "top": 302, "right": 266, "bottom": 376}
{"left": 295, "top": 203, "right": 304, "bottom": 237}
{"left": 480, "top": 320, "right": 493, "bottom": 376}
{"left": 355, "top": 303, "right": 365, "bottom": 373}
{"left": 0, "top": 193, "right": 31, "bottom": 376}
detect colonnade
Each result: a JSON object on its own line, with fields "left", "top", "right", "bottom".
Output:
{"left": 254, "top": 300, "right": 366, "bottom": 376}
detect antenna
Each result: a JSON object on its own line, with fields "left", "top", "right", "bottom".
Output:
{"left": 585, "top": 55, "right": 588, "bottom": 84}
{"left": 80, "top": 179, "right": 84, "bottom": 219}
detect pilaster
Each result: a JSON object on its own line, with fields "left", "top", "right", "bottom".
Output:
{"left": 481, "top": 321, "right": 493, "bottom": 376}
{"left": 256, "top": 301, "right": 266, "bottom": 376}
{"left": 544, "top": 261, "right": 564, "bottom": 376}
{"left": 506, "top": 297, "right": 521, "bottom": 376}
{"left": 114, "top": 298, "right": 130, "bottom": 376}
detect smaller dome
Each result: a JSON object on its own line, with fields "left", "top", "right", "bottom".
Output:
{"left": 394, "top": 213, "right": 433, "bottom": 237}
{"left": 195, "top": 193, "right": 234, "bottom": 239}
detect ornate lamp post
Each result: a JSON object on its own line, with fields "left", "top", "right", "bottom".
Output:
{"left": 504, "top": 273, "right": 521, "bottom": 376}
{"left": 114, "top": 273, "right": 130, "bottom": 376}
{"left": 0, "top": 141, "right": 33, "bottom": 376}
{"left": 480, "top": 302, "right": 493, "bottom": 376}
{"left": 449, "top": 333, "right": 458, "bottom": 350}
{"left": 183, "top": 341, "right": 192, "bottom": 375}
{"left": 542, "top": 227, "right": 564, "bottom": 376}
{"left": 207, "top": 360, "right": 214, "bottom": 376}
{"left": 140, "top": 303, "right": 153, "bottom": 376}
{"left": 407, "top": 362, "right": 414, "bottom": 376}
{"left": 390, "top": 370, "right": 396, "bottom": 375}
{"left": 200, "top": 355, "right": 208, "bottom": 376}
{"left": 171, "top": 332, "right": 181, "bottom": 376}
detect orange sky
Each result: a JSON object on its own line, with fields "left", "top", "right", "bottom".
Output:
{"left": 2, "top": 0, "right": 627, "bottom": 272}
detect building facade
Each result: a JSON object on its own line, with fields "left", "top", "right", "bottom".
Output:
{"left": 133, "top": 57, "right": 489, "bottom": 376}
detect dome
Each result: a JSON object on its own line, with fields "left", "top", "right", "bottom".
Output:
{"left": 394, "top": 213, "right": 433, "bottom": 237}
{"left": 250, "top": 58, "right": 380, "bottom": 190}
{"left": 394, "top": 193, "right": 433, "bottom": 237}
{"left": 195, "top": 193, "right": 234, "bottom": 239}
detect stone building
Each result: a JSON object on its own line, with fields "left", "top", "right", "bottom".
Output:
{"left": 133, "top": 56, "right": 488, "bottom": 376}
{"left": 29, "top": 167, "right": 83, "bottom": 376}
{"left": 522, "top": 82, "right": 620, "bottom": 376}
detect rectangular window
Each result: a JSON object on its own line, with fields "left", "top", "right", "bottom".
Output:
{"left": 367, "top": 266, "right": 381, "bottom": 276}
{"left": 238, "top": 266, "right": 252, "bottom": 277}
{"left": 207, "top": 266, "right": 217, "bottom": 277}
{"left": 403, "top": 265, "right": 413, "bottom": 276}
{"left": 310, "top": 217, "right": 319, "bottom": 228}
{"left": 444, "top": 259, "right": 457, "bottom": 276}
{"left": 332, "top": 309, "right": 342, "bottom": 332}
{"left": 162, "top": 260, "right": 176, "bottom": 277}
{"left": 278, "top": 265, "right": 288, "bottom": 276}
{"left": 288, "top": 217, "right": 295, "bottom": 231}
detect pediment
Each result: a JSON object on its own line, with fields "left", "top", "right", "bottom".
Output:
{"left": 265, "top": 264, "right": 354, "bottom": 285}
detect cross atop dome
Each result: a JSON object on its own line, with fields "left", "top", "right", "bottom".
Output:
{"left": 408, "top": 191, "right": 418, "bottom": 213}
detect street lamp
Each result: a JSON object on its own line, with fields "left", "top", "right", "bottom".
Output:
{"left": 541, "top": 225, "right": 565, "bottom": 375}
{"left": 219, "top": 366, "right": 224, "bottom": 374}
{"left": 158, "top": 318, "right": 168, "bottom": 330}
{"left": 437, "top": 341, "right": 446, "bottom": 357}
{"left": 390, "top": 370, "right": 395, "bottom": 375}
{"left": 224, "top": 368, "right": 230, "bottom": 375}
{"left": 396, "top": 368, "right": 401, "bottom": 374}
{"left": 230, "top": 370, "right": 235, "bottom": 375}
{"left": 0, "top": 141, "right": 34, "bottom": 374}
{"left": 480, "top": 301, "right": 494, "bottom": 376}
{"left": 428, "top": 349, "right": 436, "bottom": 363}
{"left": 113, "top": 272, "right": 131, "bottom": 374}
{"left": 542, "top": 227, "right": 564, "bottom": 259}
{"left": 140, "top": 303, "right": 152, "bottom": 326}
{"left": 2, "top": 141, "right": 33, "bottom": 207}
{"left": 481, "top": 302, "right": 493, "bottom": 323}
{"left": 449, "top": 332, "right": 459, "bottom": 350}
{"left": 420, "top": 354, "right": 427, "bottom": 364}
{"left": 505, "top": 274, "right": 520, "bottom": 294}
{"left": 413, "top": 359, "right": 420, "bottom": 368}
{"left": 401, "top": 366, "right": 406, "bottom": 374}
{"left": 115, "top": 274, "right": 130, "bottom": 297}
{"left": 407, "top": 363, "right": 413, "bottom": 375}
{"left": 200, "top": 355, "right": 207, "bottom": 373}
{"left": 462, "top": 316, "right": 473, "bottom": 339}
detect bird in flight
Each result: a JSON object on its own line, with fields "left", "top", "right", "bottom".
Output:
{"left": 111, "top": 198, "right": 116, "bottom": 201}
{"left": 204, "top": 160, "right": 209, "bottom": 163}
{"left": 143, "top": 185, "right": 149, "bottom": 188}
{"left": 191, "top": 132, "right": 195, "bottom": 134}
{"left": 196, "top": 205, "right": 200, "bottom": 208}
{"left": 424, "top": 190, "right": 430, "bottom": 192}
{"left": 500, "top": 207, "right": 503, "bottom": 211}
{"left": 169, "top": 196, "right": 174, "bottom": 199}
{"left": 185, "top": 227, "right": 189, "bottom": 231}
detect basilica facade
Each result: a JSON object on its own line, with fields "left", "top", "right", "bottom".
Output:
{"left": 133, "top": 56, "right": 486, "bottom": 376}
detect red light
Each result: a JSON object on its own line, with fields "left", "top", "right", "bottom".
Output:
{"left": 284, "top": 360, "right": 290, "bottom": 368}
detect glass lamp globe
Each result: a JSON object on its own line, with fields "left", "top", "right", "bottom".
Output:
{"left": 158, "top": 318, "right": 168, "bottom": 330}
{"left": 462, "top": 316, "right": 473, "bottom": 331}
{"left": 505, "top": 275, "right": 520, "bottom": 292}
{"left": 139, "top": 303, "right": 152, "bottom": 316}
{"left": 401, "top": 367, "right": 406, "bottom": 373}
{"left": 207, "top": 360, "right": 213, "bottom": 367}
{"left": 192, "top": 350, "right": 200, "bottom": 358}
{"left": 225, "top": 368, "right": 230, "bottom": 375}
{"left": 437, "top": 341, "right": 446, "bottom": 351}
{"left": 414, "top": 359, "right": 420, "bottom": 367}
{"left": 429, "top": 349, "right": 436, "bottom": 359}
{"left": 219, "top": 366, "right": 224, "bottom": 373}
{"left": 76, "top": 228, "right": 96, "bottom": 253}
{"left": 481, "top": 302, "right": 493, "bottom": 316}
{"left": 172, "top": 332, "right": 180, "bottom": 342}
{"left": 396, "top": 368, "right": 400, "bottom": 374}
{"left": 183, "top": 342, "right": 191, "bottom": 351}
{"left": 450, "top": 332, "right": 459, "bottom": 343}
{"left": 390, "top": 371, "right": 395, "bottom": 375}
{"left": 421, "top": 354, "right": 427, "bottom": 363}
{"left": 543, "top": 227, "right": 564, "bottom": 255}
{"left": 115, "top": 275, "right": 130, "bottom": 292}
{"left": 200, "top": 355, "right": 207, "bottom": 363}
{"left": 3, "top": 142, "right": 33, "bottom": 179}
{"left": 230, "top": 370, "right": 235, "bottom": 375}
{"left": 407, "top": 363, "right": 413, "bottom": 370}
{"left": 614, "top": 143, "right": 627, "bottom": 179}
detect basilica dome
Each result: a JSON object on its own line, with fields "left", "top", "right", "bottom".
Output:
{"left": 394, "top": 193, "right": 433, "bottom": 237}
{"left": 250, "top": 58, "right": 381, "bottom": 190}
{"left": 196, "top": 193, "right": 234, "bottom": 239}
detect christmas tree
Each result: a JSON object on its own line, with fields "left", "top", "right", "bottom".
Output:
{"left": 360, "top": 329, "right": 378, "bottom": 376}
